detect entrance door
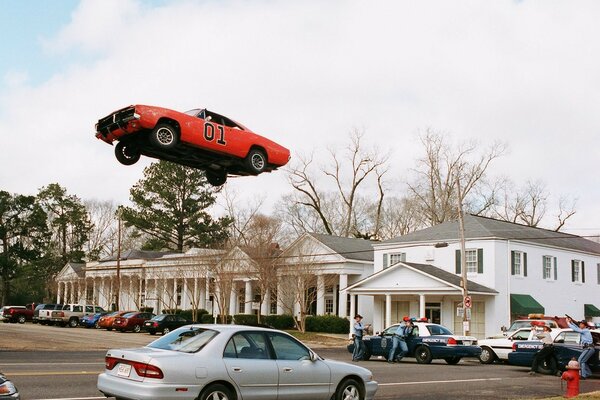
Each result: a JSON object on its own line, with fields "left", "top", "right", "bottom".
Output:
{"left": 425, "top": 302, "right": 441, "bottom": 324}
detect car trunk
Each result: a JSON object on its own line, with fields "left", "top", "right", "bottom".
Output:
{"left": 105, "top": 348, "right": 163, "bottom": 382}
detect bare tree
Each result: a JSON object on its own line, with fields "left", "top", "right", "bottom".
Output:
{"left": 554, "top": 196, "right": 577, "bottom": 232}
{"left": 220, "top": 188, "right": 266, "bottom": 246}
{"left": 377, "top": 196, "right": 425, "bottom": 238}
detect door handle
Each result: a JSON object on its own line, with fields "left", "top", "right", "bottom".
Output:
{"left": 232, "top": 367, "right": 242, "bottom": 372}
{"left": 283, "top": 367, "right": 293, "bottom": 372}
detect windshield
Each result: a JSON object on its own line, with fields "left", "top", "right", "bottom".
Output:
{"left": 148, "top": 327, "right": 218, "bottom": 353}
{"left": 184, "top": 108, "right": 203, "bottom": 117}
{"left": 122, "top": 312, "right": 136, "bottom": 318}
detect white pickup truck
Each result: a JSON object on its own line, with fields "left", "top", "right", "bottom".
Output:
{"left": 49, "top": 304, "right": 106, "bottom": 328}
{"left": 478, "top": 327, "right": 561, "bottom": 363}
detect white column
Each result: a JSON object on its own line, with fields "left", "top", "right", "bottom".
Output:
{"left": 261, "top": 288, "right": 270, "bottom": 316}
{"left": 213, "top": 283, "right": 221, "bottom": 317}
{"left": 182, "top": 278, "right": 189, "bottom": 310}
{"left": 244, "top": 280, "right": 253, "bottom": 314}
{"left": 57, "top": 282, "right": 63, "bottom": 304}
{"left": 77, "top": 281, "right": 82, "bottom": 303}
{"left": 385, "top": 294, "right": 392, "bottom": 328}
{"left": 69, "top": 281, "right": 74, "bottom": 303}
{"left": 349, "top": 294, "right": 356, "bottom": 321}
{"left": 316, "top": 274, "right": 325, "bottom": 315}
{"left": 156, "top": 279, "right": 162, "bottom": 314}
{"left": 92, "top": 279, "right": 96, "bottom": 305}
{"left": 276, "top": 282, "right": 284, "bottom": 315}
{"left": 128, "top": 277, "right": 134, "bottom": 310}
{"left": 173, "top": 278, "right": 178, "bottom": 309}
{"left": 338, "top": 274, "right": 348, "bottom": 318}
{"left": 419, "top": 294, "right": 426, "bottom": 319}
{"left": 229, "top": 284, "right": 237, "bottom": 316}
{"left": 199, "top": 278, "right": 206, "bottom": 310}
{"left": 205, "top": 276, "right": 211, "bottom": 312}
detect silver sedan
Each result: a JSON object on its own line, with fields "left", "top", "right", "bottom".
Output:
{"left": 97, "top": 324, "right": 378, "bottom": 400}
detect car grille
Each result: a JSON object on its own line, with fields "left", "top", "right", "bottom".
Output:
{"left": 96, "top": 106, "right": 136, "bottom": 136}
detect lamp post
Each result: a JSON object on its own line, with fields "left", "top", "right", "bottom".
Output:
{"left": 456, "top": 178, "right": 469, "bottom": 336}
{"left": 114, "top": 208, "right": 122, "bottom": 311}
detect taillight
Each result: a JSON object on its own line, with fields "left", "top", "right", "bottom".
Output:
{"left": 105, "top": 356, "right": 164, "bottom": 379}
{"left": 105, "top": 356, "right": 119, "bottom": 370}
{"left": 512, "top": 342, "right": 517, "bottom": 351}
{"left": 447, "top": 337, "right": 457, "bottom": 346}
{"left": 153, "top": 322, "right": 159, "bottom": 327}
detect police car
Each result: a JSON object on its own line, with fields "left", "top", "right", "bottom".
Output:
{"left": 347, "top": 321, "right": 481, "bottom": 364}
{"left": 477, "top": 326, "right": 562, "bottom": 364}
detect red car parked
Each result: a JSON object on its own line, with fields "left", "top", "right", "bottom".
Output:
{"left": 95, "top": 105, "right": 291, "bottom": 186}
{"left": 112, "top": 311, "right": 155, "bottom": 333}
{"left": 98, "top": 311, "right": 131, "bottom": 331}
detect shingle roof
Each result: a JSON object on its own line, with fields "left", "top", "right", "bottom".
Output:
{"left": 68, "top": 262, "right": 86, "bottom": 278}
{"left": 308, "top": 233, "right": 374, "bottom": 262}
{"left": 402, "top": 262, "right": 498, "bottom": 294}
{"left": 99, "top": 249, "right": 177, "bottom": 262}
{"left": 381, "top": 214, "right": 600, "bottom": 255}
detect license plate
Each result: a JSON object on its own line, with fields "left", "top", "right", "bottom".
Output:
{"left": 463, "top": 341, "right": 472, "bottom": 346}
{"left": 117, "top": 363, "right": 132, "bottom": 377}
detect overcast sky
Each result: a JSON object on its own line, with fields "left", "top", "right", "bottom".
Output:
{"left": 1, "top": 0, "right": 599, "bottom": 237}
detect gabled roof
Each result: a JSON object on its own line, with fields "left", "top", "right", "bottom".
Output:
{"left": 346, "top": 261, "right": 497, "bottom": 295}
{"left": 99, "top": 249, "right": 177, "bottom": 262}
{"left": 308, "top": 233, "right": 374, "bottom": 262}
{"left": 56, "top": 262, "right": 85, "bottom": 280}
{"left": 381, "top": 214, "right": 600, "bottom": 255}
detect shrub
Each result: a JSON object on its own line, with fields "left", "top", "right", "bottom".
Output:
{"left": 264, "top": 314, "right": 295, "bottom": 330}
{"left": 200, "top": 314, "right": 232, "bottom": 324}
{"left": 234, "top": 314, "right": 258, "bottom": 326}
{"left": 305, "top": 315, "right": 349, "bottom": 334}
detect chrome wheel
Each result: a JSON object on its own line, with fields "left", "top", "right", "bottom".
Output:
{"left": 156, "top": 127, "right": 175, "bottom": 146}
{"left": 479, "top": 347, "right": 495, "bottom": 364}
{"left": 150, "top": 123, "right": 179, "bottom": 150}
{"left": 133, "top": 324, "right": 141, "bottom": 333}
{"left": 251, "top": 152, "right": 265, "bottom": 170}
{"left": 244, "top": 148, "right": 267, "bottom": 174}
{"left": 208, "top": 391, "right": 229, "bottom": 400}
{"left": 342, "top": 384, "right": 360, "bottom": 400}
{"left": 163, "top": 327, "right": 170, "bottom": 335}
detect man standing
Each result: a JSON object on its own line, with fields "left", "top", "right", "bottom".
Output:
{"left": 529, "top": 325, "right": 554, "bottom": 375}
{"left": 566, "top": 316, "right": 594, "bottom": 379}
{"left": 352, "top": 314, "right": 370, "bottom": 361}
{"left": 388, "top": 316, "right": 410, "bottom": 363}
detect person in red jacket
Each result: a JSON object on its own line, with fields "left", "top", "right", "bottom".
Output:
{"left": 561, "top": 358, "right": 580, "bottom": 398}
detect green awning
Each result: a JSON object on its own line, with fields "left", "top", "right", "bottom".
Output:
{"left": 510, "top": 294, "right": 545, "bottom": 316}
{"left": 584, "top": 304, "right": 600, "bottom": 317}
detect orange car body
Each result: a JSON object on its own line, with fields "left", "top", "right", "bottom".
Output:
{"left": 97, "top": 311, "right": 130, "bottom": 330}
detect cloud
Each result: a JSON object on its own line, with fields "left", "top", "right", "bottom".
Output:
{"left": 1, "top": 0, "right": 599, "bottom": 234}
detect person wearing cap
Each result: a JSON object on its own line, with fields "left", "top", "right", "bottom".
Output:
{"left": 561, "top": 358, "right": 581, "bottom": 398}
{"left": 566, "top": 316, "right": 594, "bottom": 379}
{"left": 388, "top": 317, "right": 410, "bottom": 363}
{"left": 352, "top": 314, "right": 370, "bottom": 361}
{"left": 529, "top": 325, "right": 554, "bottom": 375}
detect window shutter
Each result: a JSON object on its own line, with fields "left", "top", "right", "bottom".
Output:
{"left": 383, "top": 254, "right": 388, "bottom": 269}
{"left": 455, "top": 249, "right": 461, "bottom": 274}
{"left": 477, "top": 248, "right": 484, "bottom": 273}
{"left": 523, "top": 252, "right": 528, "bottom": 277}
{"left": 511, "top": 251, "right": 516, "bottom": 275}
{"left": 582, "top": 261, "right": 585, "bottom": 283}
{"left": 571, "top": 260, "right": 575, "bottom": 282}
{"left": 553, "top": 257, "right": 557, "bottom": 280}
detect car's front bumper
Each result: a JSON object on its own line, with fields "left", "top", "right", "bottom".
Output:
{"left": 365, "top": 380, "right": 378, "bottom": 400}
{"left": 98, "top": 373, "right": 203, "bottom": 399}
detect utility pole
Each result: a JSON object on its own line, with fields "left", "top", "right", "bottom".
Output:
{"left": 456, "top": 178, "right": 469, "bottom": 336}
{"left": 115, "top": 210, "right": 122, "bottom": 311}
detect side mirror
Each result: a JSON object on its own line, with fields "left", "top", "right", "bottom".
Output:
{"left": 309, "top": 351, "right": 319, "bottom": 362}
{"left": 501, "top": 326, "right": 507, "bottom": 332}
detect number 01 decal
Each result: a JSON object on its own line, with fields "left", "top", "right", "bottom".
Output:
{"left": 203, "top": 123, "right": 227, "bottom": 145}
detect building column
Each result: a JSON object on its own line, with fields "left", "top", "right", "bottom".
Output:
{"left": 172, "top": 278, "right": 178, "bottom": 309}
{"left": 338, "top": 274, "right": 348, "bottom": 318}
{"left": 349, "top": 294, "right": 356, "bottom": 335}
{"left": 77, "top": 281, "right": 82, "bottom": 303}
{"left": 316, "top": 274, "right": 325, "bottom": 315}
{"left": 182, "top": 278, "right": 189, "bottom": 310}
{"left": 276, "top": 282, "right": 284, "bottom": 315}
{"left": 199, "top": 278, "right": 206, "bottom": 310}
{"left": 92, "top": 278, "right": 96, "bottom": 305}
{"left": 385, "top": 294, "right": 392, "bottom": 328}
{"left": 155, "top": 278, "right": 161, "bottom": 314}
{"left": 419, "top": 294, "right": 426, "bottom": 319}
{"left": 69, "top": 281, "right": 74, "bottom": 303}
{"left": 57, "top": 282, "right": 63, "bottom": 304}
{"left": 244, "top": 280, "right": 253, "bottom": 314}
{"left": 229, "top": 284, "right": 237, "bottom": 316}
{"left": 261, "top": 288, "right": 270, "bottom": 316}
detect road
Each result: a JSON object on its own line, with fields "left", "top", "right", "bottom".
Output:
{"left": 1, "top": 323, "right": 598, "bottom": 399}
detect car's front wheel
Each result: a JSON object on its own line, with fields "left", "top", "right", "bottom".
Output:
{"left": 133, "top": 324, "right": 141, "bottom": 333}
{"left": 362, "top": 348, "right": 371, "bottom": 361}
{"left": 199, "top": 383, "right": 236, "bottom": 400}
{"left": 68, "top": 318, "right": 78, "bottom": 328}
{"left": 150, "top": 123, "right": 179, "bottom": 150}
{"left": 415, "top": 346, "right": 433, "bottom": 364}
{"left": 115, "top": 141, "right": 141, "bottom": 165}
{"left": 244, "top": 148, "right": 267, "bottom": 175}
{"left": 479, "top": 347, "right": 496, "bottom": 364}
{"left": 206, "top": 169, "right": 227, "bottom": 186}
{"left": 335, "top": 378, "right": 363, "bottom": 400}
{"left": 536, "top": 356, "right": 558, "bottom": 375}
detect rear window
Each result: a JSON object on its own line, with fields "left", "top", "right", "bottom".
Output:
{"left": 426, "top": 325, "right": 453, "bottom": 336}
{"left": 148, "top": 327, "right": 218, "bottom": 353}
{"left": 122, "top": 312, "right": 136, "bottom": 318}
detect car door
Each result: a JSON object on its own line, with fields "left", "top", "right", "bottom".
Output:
{"left": 267, "top": 332, "right": 331, "bottom": 400}
{"left": 498, "top": 329, "right": 531, "bottom": 359}
{"left": 222, "top": 331, "right": 278, "bottom": 400}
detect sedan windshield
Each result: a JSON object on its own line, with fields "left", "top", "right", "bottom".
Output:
{"left": 148, "top": 327, "right": 218, "bottom": 353}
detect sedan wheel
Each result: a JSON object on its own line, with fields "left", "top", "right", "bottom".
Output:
{"left": 335, "top": 378, "right": 362, "bottom": 400}
{"left": 415, "top": 346, "right": 433, "bottom": 364}
{"left": 244, "top": 148, "right": 267, "bottom": 175}
{"left": 133, "top": 324, "right": 141, "bottom": 333}
{"left": 199, "top": 383, "right": 235, "bottom": 400}
{"left": 163, "top": 327, "right": 170, "bottom": 335}
{"left": 115, "top": 141, "right": 141, "bottom": 165}
{"left": 479, "top": 347, "right": 496, "bottom": 364}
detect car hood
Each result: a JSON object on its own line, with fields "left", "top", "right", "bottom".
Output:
{"left": 320, "top": 358, "right": 372, "bottom": 378}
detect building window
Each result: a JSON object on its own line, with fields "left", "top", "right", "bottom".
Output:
{"left": 511, "top": 251, "right": 527, "bottom": 277}
{"left": 571, "top": 260, "right": 585, "bottom": 284}
{"left": 325, "top": 298, "right": 334, "bottom": 314}
{"left": 543, "top": 256, "right": 552, "bottom": 280}
{"left": 390, "top": 253, "right": 406, "bottom": 265}
{"left": 466, "top": 250, "right": 478, "bottom": 274}
{"left": 513, "top": 252, "right": 522, "bottom": 276}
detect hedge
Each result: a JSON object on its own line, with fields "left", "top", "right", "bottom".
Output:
{"left": 233, "top": 314, "right": 258, "bottom": 326}
{"left": 161, "top": 308, "right": 209, "bottom": 322}
{"left": 264, "top": 314, "right": 295, "bottom": 330}
{"left": 305, "top": 315, "right": 349, "bottom": 333}
{"left": 200, "top": 314, "right": 232, "bottom": 324}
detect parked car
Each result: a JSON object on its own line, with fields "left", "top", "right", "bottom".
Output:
{"left": 144, "top": 314, "right": 191, "bottom": 335}
{"left": 33, "top": 304, "right": 56, "bottom": 324}
{"left": 95, "top": 105, "right": 291, "bottom": 186}
{"left": 478, "top": 327, "right": 562, "bottom": 363}
{"left": 0, "top": 307, "right": 6, "bottom": 322}
{"left": 113, "top": 312, "right": 155, "bottom": 333}
{"left": 0, "top": 372, "right": 20, "bottom": 399}
{"left": 98, "top": 324, "right": 378, "bottom": 400}
{"left": 80, "top": 312, "right": 109, "bottom": 328}
{"left": 37, "top": 304, "right": 64, "bottom": 325}
{"left": 489, "top": 316, "right": 561, "bottom": 339}
{"left": 98, "top": 311, "right": 131, "bottom": 331}
{"left": 347, "top": 321, "right": 481, "bottom": 364}
{"left": 49, "top": 304, "right": 106, "bottom": 328}
{"left": 2, "top": 304, "right": 37, "bottom": 324}
{"left": 508, "top": 328, "right": 600, "bottom": 375}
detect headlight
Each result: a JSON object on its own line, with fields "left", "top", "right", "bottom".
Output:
{"left": 0, "top": 380, "right": 18, "bottom": 396}
{"left": 365, "top": 374, "right": 373, "bottom": 382}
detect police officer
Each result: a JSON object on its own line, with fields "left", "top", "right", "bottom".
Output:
{"left": 566, "top": 316, "right": 594, "bottom": 379}
{"left": 352, "top": 314, "right": 370, "bottom": 361}
{"left": 388, "top": 316, "right": 410, "bottom": 363}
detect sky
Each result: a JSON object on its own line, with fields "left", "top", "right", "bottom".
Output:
{"left": 1, "top": 0, "right": 599, "bottom": 237}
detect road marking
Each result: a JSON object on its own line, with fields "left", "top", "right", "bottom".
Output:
{"left": 379, "top": 377, "right": 503, "bottom": 386}
{"left": 6, "top": 371, "right": 100, "bottom": 376}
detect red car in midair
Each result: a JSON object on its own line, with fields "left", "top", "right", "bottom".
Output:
{"left": 95, "top": 105, "right": 290, "bottom": 186}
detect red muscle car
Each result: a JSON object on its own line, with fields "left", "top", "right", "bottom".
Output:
{"left": 95, "top": 105, "right": 290, "bottom": 186}
{"left": 112, "top": 311, "right": 155, "bottom": 333}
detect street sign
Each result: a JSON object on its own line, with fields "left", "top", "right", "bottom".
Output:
{"left": 466, "top": 307, "right": 472, "bottom": 320}
{"left": 464, "top": 296, "right": 472, "bottom": 308}
{"left": 456, "top": 307, "right": 464, "bottom": 317}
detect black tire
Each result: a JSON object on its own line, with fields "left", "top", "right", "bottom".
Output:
{"left": 199, "top": 383, "right": 236, "bottom": 400}
{"left": 415, "top": 346, "right": 433, "bottom": 364}
{"left": 335, "top": 378, "right": 364, "bottom": 400}
{"left": 479, "top": 347, "right": 496, "bottom": 364}
{"left": 162, "top": 327, "right": 170, "bottom": 335}
{"left": 133, "top": 324, "right": 141, "bottom": 333}
{"left": 362, "top": 348, "right": 371, "bottom": 361}
{"left": 445, "top": 357, "right": 462, "bottom": 365}
{"left": 115, "top": 141, "right": 140, "bottom": 165}
{"left": 68, "top": 318, "right": 78, "bottom": 328}
{"left": 536, "top": 356, "right": 558, "bottom": 375}
{"left": 18, "top": 315, "right": 26, "bottom": 324}
{"left": 150, "top": 123, "right": 178, "bottom": 150}
{"left": 244, "top": 148, "right": 267, "bottom": 175}
{"left": 206, "top": 169, "right": 227, "bottom": 186}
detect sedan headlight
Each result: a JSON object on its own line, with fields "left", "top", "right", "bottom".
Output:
{"left": 365, "top": 374, "right": 373, "bottom": 382}
{"left": 0, "top": 380, "right": 18, "bottom": 396}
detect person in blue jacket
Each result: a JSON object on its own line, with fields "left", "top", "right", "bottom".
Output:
{"left": 352, "top": 314, "right": 370, "bottom": 361}
{"left": 388, "top": 316, "right": 411, "bottom": 363}
{"left": 566, "top": 316, "right": 595, "bottom": 379}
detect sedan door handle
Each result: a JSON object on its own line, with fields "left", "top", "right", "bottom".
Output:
{"left": 283, "top": 367, "right": 293, "bottom": 372}
{"left": 232, "top": 367, "right": 242, "bottom": 372}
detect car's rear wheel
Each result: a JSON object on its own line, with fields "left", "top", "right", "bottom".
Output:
{"left": 18, "top": 316, "right": 26, "bottom": 324}
{"left": 199, "top": 383, "right": 236, "bottom": 400}
{"left": 69, "top": 318, "right": 78, "bottom": 328}
{"left": 206, "top": 169, "right": 227, "bottom": 186}
{"left": 335, "top": 378, "right": 363, "bottom": 400}
{"left": 163, "top": 327, "right": 170, "bottom": 335}
{"left": 415, "top": 346, "right": 433, "bottom": 364}
{"left": 133, "top": 324, "right": 141, "bottom": 333}
{"left": 479, "top": 346, "right": 496, "bottom": 364}
{"left": 536, "top": 356, "right": 558, "bottom": 375}
{"left": 244, "top": 148, "right": 267, "bottom": 175}
{"left": 150, "top": 123, "right": 179, "bottom": 149}
{"left": 445, "top": 357, "right": 462, "bottom": 365}
{"left": 115, "top": 141, "right": 141, "bottom": 165}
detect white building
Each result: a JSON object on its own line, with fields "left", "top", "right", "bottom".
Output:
{"left": 346, "top": 214, "right": 600, "bottom": 338}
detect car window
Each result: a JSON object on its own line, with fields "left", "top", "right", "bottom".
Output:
{"left": 122, "top": 312, "right": 136, "bottom": 318}
{"left": 154, "top": 315, "right": 166, "bottom": 321}
{"left": 554, "top": 332, "right": 581, "bottom": 344}
{"left": 95, "top": 307, "right": 105, "bottom": 312}
{"left": 426, "top": 325, "right": 453, "bottom": 336}
{"left": 85, "top": 306, "right": 93, "bottom": 313}
{"left": 177, "top": 316, "right": 187, "bottom": 322}
{"left": 512, "top": 329, "right": 531, "bottom": 340}
{"left": 268, "top": 332, "right": 310, "bottom": 361}
{"left": 149, "top": 327, "right": 218, "bottom": 353}
{"left": 73, "top": 305, "right": 83, "bottom": 312}
{"left": 383, "top": 325, "right": 399, "bottom": 335}
{"left": 224, "top": 332, "right": 270, "bottom": 359}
